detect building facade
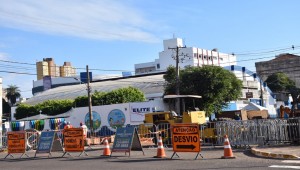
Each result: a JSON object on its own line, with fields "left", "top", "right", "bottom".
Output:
{"left": 36, "top": 58, "right": 76, "bottom": 80}
{"left": 255, "top": 53, "right": 300, "bottom": 87}
{"left": 135, "top": 38, "right": 236, "bottom": 74}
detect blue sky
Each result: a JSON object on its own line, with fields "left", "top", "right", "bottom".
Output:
{"left": 0, "top": 0, "right": 300, "bottom": 98}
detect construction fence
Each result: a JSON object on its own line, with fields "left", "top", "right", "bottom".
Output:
{"left": 215, "top": 118, "right": 300, "bottom": 147}
{"left": 2, "top": 118, "right": 300, "bottom": 149}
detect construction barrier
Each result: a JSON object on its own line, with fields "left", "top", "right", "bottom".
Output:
{"left": 2, "top": 118, "right": 300, "bottom": 150}
{"left": 215, "top": 118, "right": 300, "bottom": 147}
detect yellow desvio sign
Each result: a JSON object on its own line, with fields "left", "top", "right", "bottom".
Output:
{"left": 172, "top": 123, "right": 200, "bottom": 152}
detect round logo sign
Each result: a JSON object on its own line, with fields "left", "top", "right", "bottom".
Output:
{"left": 107, "top": 109, "right": 126, "bottom": 129}
{"left": 85, "top": 111, "right": 101, "bottom": 130}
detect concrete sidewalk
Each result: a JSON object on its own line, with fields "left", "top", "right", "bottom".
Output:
{"left": 251, "top": 145, "right": 300, "bottom": 159}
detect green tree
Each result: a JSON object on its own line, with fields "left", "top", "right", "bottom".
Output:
{"left": 101, "top": 86, "right": 145, "bottom": 105}
{"left": 164, "top": 66, "right": 243, "bottom": 116}
{"left": 265, "top": 72, "right": 300, "bottom": 111}
{"left": 2, "top": 98, "right": 11, "bottom": 120}
{"left": 74, "top": 86, "right": 145, "bottom": 107}
{"left": 5, "top": 85, "right": 21, "bottom": 106}
{"left": 265, "top": 72, "right": 295, "bottom": 93}
{"left": 15, "top": 99, "right": 74, "bottom": 120}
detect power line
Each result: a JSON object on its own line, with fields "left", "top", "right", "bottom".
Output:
{"left": 234, "top": 46, "right": 298, "bottom": 56}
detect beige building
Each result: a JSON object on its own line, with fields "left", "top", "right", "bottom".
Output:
{"left": 255, "top": 53, "right": 300, "bottom": 87}
{"left": 36, "top": 58, "right": 76, "bottom": 80}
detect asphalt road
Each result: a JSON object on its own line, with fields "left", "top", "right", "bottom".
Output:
{"left": 0, "top": 147, "right": 298, "bottom": 170}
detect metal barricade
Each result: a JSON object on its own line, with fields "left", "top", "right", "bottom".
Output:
{"left": 2, "top": 135, "right": 7, "bottom": 148}
{"left": 214, "top": 118, "right": 300, "bottom": 147}
{"left": 200, "top": 122, "right": 217, "bottom": 146}
{"left": 25, "top": 130, "right": 40, "bottom": 150}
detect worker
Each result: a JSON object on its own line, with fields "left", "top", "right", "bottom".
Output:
{"left": 64, "top": 121, "right": 73, "bottom": 129}
{"left": 80, "top": 122, "right": 88, "bottom": 139}
{"left": 171, "top": 110, "right": 178, "bottom": 117}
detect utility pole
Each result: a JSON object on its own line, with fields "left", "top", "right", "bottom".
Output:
{"left": 168, "top": 46, "right": 187, "bottom": 115}
{"left": 86, "top": 65, "right": 93, "bottom": 135}
{"left": 260, "top": 80, "right": 264, "bottom": 107}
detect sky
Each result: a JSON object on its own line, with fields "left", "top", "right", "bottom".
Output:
{"left": 0, "top": 0, "right": 300, "bottom": 98}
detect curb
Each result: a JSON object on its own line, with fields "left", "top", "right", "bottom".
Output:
{"left": 251, "top": 147, "right": 300, "bottom": 159}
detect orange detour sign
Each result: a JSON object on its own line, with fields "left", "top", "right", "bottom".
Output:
{"left": 62, "top": 128, "right": 87, "bottom": 157}
{"left": 5, "top": 131, "right": 29, "bottom": 159}
{"left": 171, "top": 123, "right": 203, "bottom": 160}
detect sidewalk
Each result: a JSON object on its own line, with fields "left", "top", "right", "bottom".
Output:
{"left": 251, "top": 145, "right": 300, "bottom": 159}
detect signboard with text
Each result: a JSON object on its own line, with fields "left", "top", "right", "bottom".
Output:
{"left": 35, "top": 131, "right": 63, "bottom": 157}
{"left": 172, "top": 123, "right": 200, "bottom": 152}
{"left": 111, "top": 126, "right": 143, "bottom": 156}
{"left": 7, "top": 131, "right": 26, "bottom": 154}
{"left": 246, "top": 92, "right": 253, "bottom": 99}
{"left": 63, "top": 128, "right": 84, "bottom": 152}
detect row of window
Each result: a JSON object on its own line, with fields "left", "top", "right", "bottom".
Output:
{"left": 193, "top": 53, "right": 224, "bottom": 61}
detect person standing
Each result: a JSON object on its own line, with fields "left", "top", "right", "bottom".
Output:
{"left": 80, "top": 122, "right": 88, "bottom": 139}
{"left": 64, "top": 121, "right": 73, "bottom": 129}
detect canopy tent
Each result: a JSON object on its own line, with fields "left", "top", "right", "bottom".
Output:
{"left": 18, "top": 113, "right": 49, "bottom": 121}
{"left": 243, "top": 102, "right": 268, "bottom": 111}
{"left": 47, "top": 108, "right": 72, "bottom": 119}
{"left": 17, "top": 108, "right": 72, "bottom": 121}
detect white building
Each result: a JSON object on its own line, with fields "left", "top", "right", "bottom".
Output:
{"left": 135, "top": 38, "right": 237, "bottom": 74}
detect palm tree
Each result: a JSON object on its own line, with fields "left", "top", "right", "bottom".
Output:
{"left": 5, "top": 85, "right": 21, "bottom": 106}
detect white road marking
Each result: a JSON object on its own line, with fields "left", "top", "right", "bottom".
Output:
{"left": 269, "top": 165, "right": 300, "bottom": 169}
{"left": 282, "top": 160, "right": 300, "bottom": 164}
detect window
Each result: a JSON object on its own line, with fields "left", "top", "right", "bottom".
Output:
{"left": 157, "top": 64, "right": 160, "bottom": 69}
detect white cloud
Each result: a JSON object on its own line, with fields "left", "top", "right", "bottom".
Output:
{"left": 0, "top": 52, "right": 9, "bottom": 60}
{"left": 0, "top": 0, "right": 161, "bottom": 42}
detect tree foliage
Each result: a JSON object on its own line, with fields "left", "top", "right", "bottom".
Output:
{"left": 74, "top": 87, "right": 145, "bottom": 107}
{"left": 5, "top": 85, "right": 21, "bottom": 106}
{"left": 15, "top": 86, "right": 146, "bottom": 119}
{"left": 15, "top": 100, "right": 74, "bottom": 120}
{"left": 265, "top": 72, "right": 300, "bottom": 111}
{"left": 2, "top": 98, "right": 11, "bottom": 120}
{"left": 265, "top": 72, "right": 295, "bottom": 93}
{"left": 164, "top": 66, "right": 243, "bottom": 116}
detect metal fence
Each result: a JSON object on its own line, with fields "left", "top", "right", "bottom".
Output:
{"left": 215, "top": 118, "right": 300, "bottom": 147}
{"left": 2, "top": 118, "right": 300, "bottom": 149}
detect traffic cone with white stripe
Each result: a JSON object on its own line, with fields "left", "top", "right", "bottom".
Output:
{"left": 154, "top": 136, "right": 166, "bottom": 158}
{"left": 221, "top": 135, "right": 235, "bottom": 159}
{"left": 102, "top": 137, "right": 111, "bottom": 156}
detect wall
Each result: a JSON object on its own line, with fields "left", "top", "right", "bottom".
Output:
{"left": 9, "top": 100, "right": 167, "bottom": 133}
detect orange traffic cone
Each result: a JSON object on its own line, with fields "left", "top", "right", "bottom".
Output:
{"left": 221, "top": 135, "right": 235, "bottom": 159}
{"left": 153, "top": 136, "right": 166, "bottom": 158}
{"left": 102, "top": 137, "right": 111, "bottom": 156}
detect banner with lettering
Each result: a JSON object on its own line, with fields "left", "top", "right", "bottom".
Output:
{"left": 129, "top": 101, "right": 165, "bottom": 122}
